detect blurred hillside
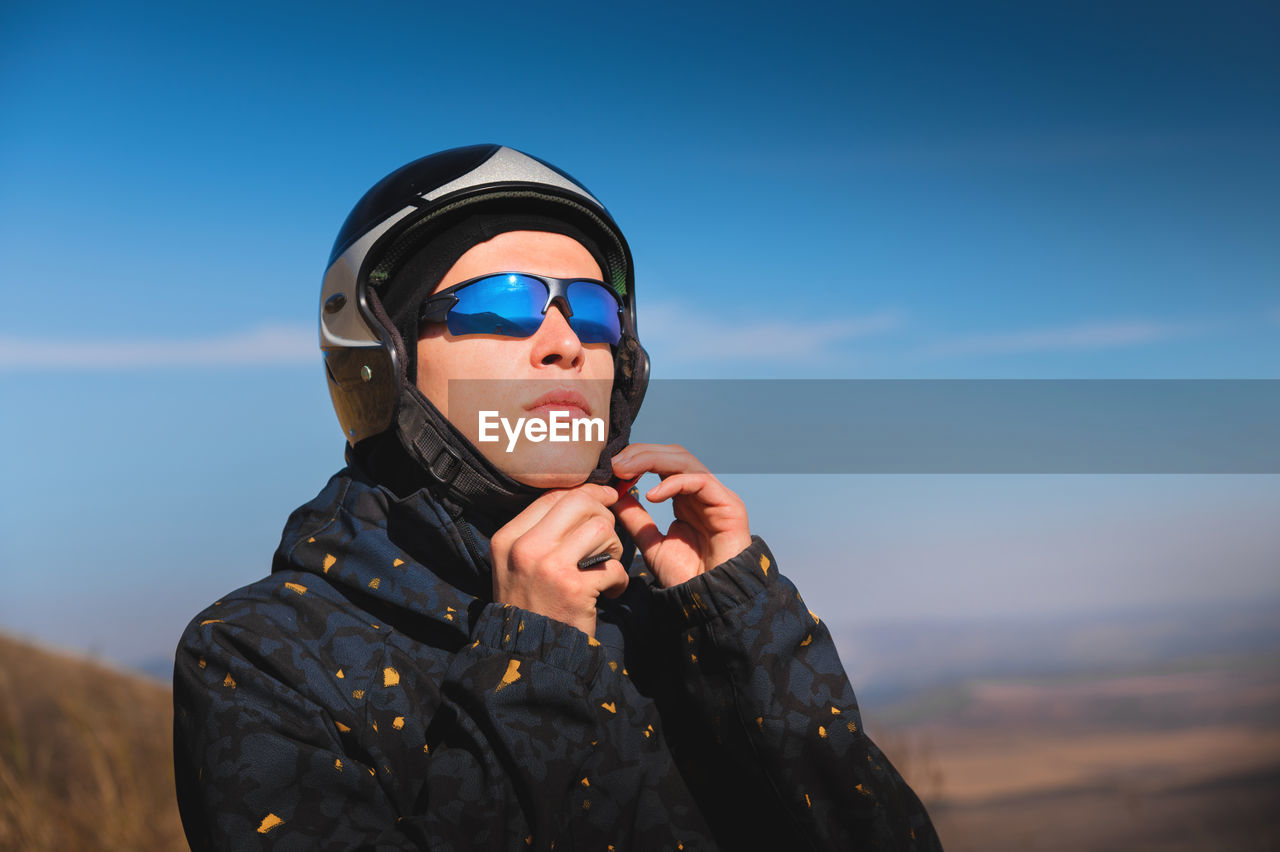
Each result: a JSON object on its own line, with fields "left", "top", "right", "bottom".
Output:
{"left": 843, "top": 601, "right": 1280, "bottom": 851}
{"left": 835, "top": 597, "right": 1280, "bottom": 704}
{"left": 874, "top": 654, "right": 1280, "bottom": 851}
{"left": 0, "top": 632, "right": 185, "bottom": 851}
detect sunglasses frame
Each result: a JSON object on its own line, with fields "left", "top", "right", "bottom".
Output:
{"left": 418, "top": 272, "right": 625, "bottom": 343}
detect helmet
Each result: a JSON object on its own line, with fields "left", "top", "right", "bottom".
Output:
{"left": 319, "top": 144, "right": 650, "bottom": 510}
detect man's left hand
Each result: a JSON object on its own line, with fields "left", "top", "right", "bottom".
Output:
{"left": 610, "top": 443, "right": 752, "bottom": 588}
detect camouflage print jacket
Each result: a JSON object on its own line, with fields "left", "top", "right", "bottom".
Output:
{"left": 173, "top": 466, "right": 941, "bottom": 851}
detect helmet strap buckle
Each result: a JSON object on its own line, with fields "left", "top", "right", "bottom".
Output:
{"left": 426, "top": 443, "right": 463, "bottom": 486}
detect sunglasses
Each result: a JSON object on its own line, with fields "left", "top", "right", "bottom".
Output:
{"left": 419, "top": 272, "right": 624, "bottom": 345}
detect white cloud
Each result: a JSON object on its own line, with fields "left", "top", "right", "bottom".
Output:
{"left": 0, "top": 306, "right": 904, "bottom": 373}
{"left": 0, "top": 324, "right": 315, "bottom": 370}
{"left": 925, "top": 320, "right": 1187, "bottom": 357}
{"left": 640, "top": 301, "right": 903, "bottom": 362}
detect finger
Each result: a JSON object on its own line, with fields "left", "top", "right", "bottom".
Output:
{"left": 595, "top": 559, "right": 630, "bottom": 599}
{"left": 644, "top": 472, "right": 733, "bottom": 506}
{"left": 611, "top": 443, "right": 710, "bottom": 480}
{"left": 558, "top": 482, "right": 621, "bottom": 508}
{"left": 529, "top": 490, "right": 621, "bottom": 550}
{"left": 496, "top": 487, "right": 580, "bottom": 545}
{"left": 564, "top": 513, "right": 624, "bottom": 564}
{"left": 610, "top": 491, "right": 665, "bottom": 557}
{"left": 570, "top": 529, "right": 628, "bottom": 599}
{"left": 582, "top": 482, "right": 622, "bottom": 507}
{"left": 612, "top": 443, "right": 707, "bottom": 476}
{"left": 575, "top": 555, "right": 629, "bottom": 599}
{"left": 583, "top": 485, "right": 622, "bottom": 519}
{"left": 509, "top": 484, "right": 615, "bottom": 545}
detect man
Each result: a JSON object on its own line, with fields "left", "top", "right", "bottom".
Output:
{"left": 174, "top": 144, "right": 940, "bottom": 850}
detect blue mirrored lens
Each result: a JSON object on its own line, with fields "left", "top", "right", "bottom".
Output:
{"left": 566, "top": 281, "right": 622, "bottom": 344}
{"left": 446, "top": 274, "right": 546, "bottom": 338}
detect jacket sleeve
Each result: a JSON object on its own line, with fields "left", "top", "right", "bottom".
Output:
{"left": 173, "top": 606, "right": 419, "bottom": 851}
{"left": 174, "top": 598, "right": 704, "bottom": 851}
{"left": 642, "top": 536, "right": 942, "bottom": 851}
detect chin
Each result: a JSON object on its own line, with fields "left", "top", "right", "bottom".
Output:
{"left": 496, "top": 446, "right": 604, "bottom": 490}
{"left": 512, "top": 471, "right": 595, "bottom": 489}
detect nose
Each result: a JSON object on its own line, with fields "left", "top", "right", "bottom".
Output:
{"left": 529, "top": 304, "right": 585, "bottom": 368}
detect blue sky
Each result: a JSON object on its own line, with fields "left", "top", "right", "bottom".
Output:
{"left": 1, "top": 0, "right": 1277, "bottom": 670}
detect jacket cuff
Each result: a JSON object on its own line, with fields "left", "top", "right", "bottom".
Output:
{"left": 650, "top": 536, "right": 777, "bottom": 626}
{"left": 468, "top": 602, "right": 607, "bottom": 682}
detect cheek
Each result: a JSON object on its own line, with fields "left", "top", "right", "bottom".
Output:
{"left": 584, "top": 346, "right": 616, "bottom": 413}
{"left": 417, "top": 338, "right": 529, "bottom": 420}
{"left": 584, "top": 345, "right": 615, "bottom": 379}
{"left": 419, "top": 339, "right": 516, "bottom": 383}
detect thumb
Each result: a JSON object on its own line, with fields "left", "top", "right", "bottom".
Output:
{"left": 611, "top": 492, "right": 664, "bottom": 560}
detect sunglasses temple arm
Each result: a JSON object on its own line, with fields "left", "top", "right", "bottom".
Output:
{"left": 419, "top": 295, "right": 458, "bottom": 324}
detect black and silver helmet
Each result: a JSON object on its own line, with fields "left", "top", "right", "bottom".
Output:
{"left": 319, "top": 144, "right": 650, "bottom": 511}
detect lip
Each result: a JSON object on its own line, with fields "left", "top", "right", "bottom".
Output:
{"left": 525, "top": 388, "right": 593, "bottom": 418}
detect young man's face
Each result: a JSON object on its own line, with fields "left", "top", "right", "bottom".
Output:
{"left": 416, "top": 230, "right": 615, "bottom": 489}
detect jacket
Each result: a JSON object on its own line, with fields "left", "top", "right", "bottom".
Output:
{"left": 173, "top": 464, "right": 941, "bottom": 850}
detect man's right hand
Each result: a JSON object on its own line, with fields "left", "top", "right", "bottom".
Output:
{"left": 490, "top": 483, "right": 629, "bottom": 638}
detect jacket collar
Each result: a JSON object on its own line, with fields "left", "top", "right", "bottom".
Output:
{"left": 271, "top": 462, "right": 498, "bottom": 635}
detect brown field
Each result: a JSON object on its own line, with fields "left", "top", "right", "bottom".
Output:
{"left": 874, "top": 661, "right": 1280, "bottom": 851}
{"left": 0, "top": 633, "right": 185, "bottom": 851}
{"left": 2, "top": 630, "right": 1278, "bottom": 851}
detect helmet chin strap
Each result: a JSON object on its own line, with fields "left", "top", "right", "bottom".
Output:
{"left": 395, "top": 384, "right": 542, "bottom": 520}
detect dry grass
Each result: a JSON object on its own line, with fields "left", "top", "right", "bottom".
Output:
{"left": 0, "top": 632, "right": 185, "bottom": 852}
